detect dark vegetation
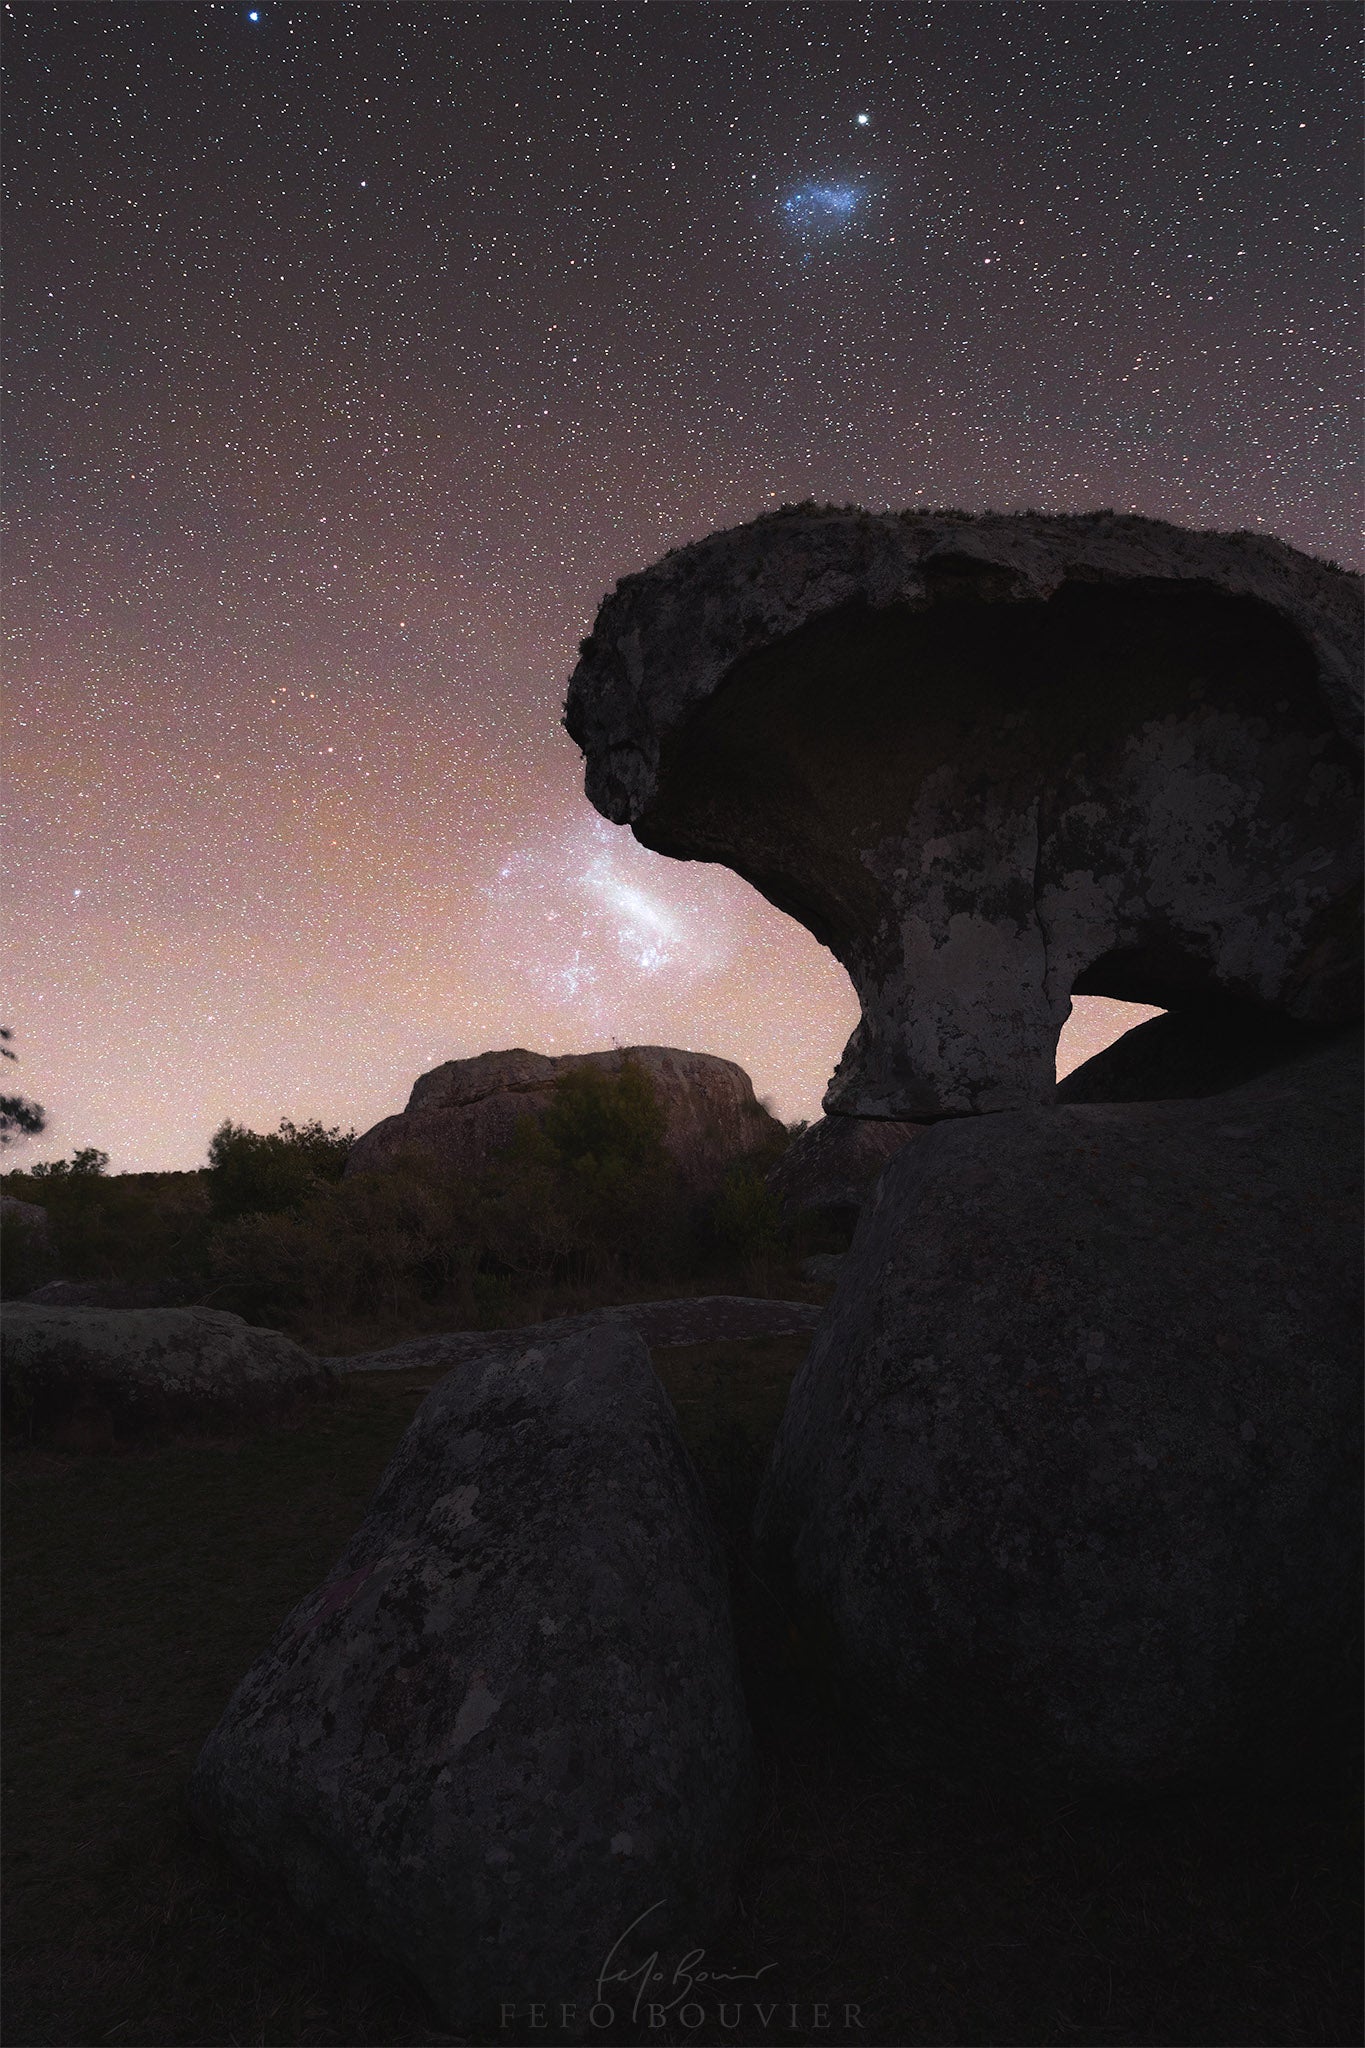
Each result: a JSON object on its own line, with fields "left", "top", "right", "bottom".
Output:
{"left": 5, "top": 1056, "right": 1355, "bottom": 2044}
{"left": 4, "top": 1335, "right": 1358, "bottom": 2048}
{"left": 0, "top": 1060, "right": 820, "bottom": 1352}
{"left": 0, "top": 1026, "right": 45, "bottom": 1146}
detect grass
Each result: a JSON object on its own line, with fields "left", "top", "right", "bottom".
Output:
{"left": 3, "top": 1336, "right": 1359, "bottom": 2047}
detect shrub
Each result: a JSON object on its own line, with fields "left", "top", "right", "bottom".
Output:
{"left": 28, "top": 1147, "right": 110, "bottom": 1179}
{"left": 1, "top": 1167, "right": 211, "bottom": 1292}
{"left": 710, "top": 1163, "right": 787, "bottom": 1264}
{"left": 540, "top": 1058, "right": 668, "bottom": 1170}
{"left": 486, "top": 1059, "right": 688, "bottom": 1288}
{"left": 205, "top": 1159, "right": 482, "bottom": 1341}
{"left": 206, "top": 1119, "right": 354, "bottom": 1222}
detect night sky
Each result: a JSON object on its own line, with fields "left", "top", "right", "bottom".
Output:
{"left": 5, "top": 2, "right": 1359, "bottom": 1171}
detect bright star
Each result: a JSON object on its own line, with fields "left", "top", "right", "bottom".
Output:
{"left": 247, "top": 9, "right": 260, "bottom": 19}
{"left": 856, "top": 112, "right": 870, "bottom": 125}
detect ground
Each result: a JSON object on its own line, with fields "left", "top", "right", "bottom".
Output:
{"left": 3, "top": 1335, "right": 1359, "bottom": 2047}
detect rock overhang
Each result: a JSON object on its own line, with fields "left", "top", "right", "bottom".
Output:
{"left": 565, "top": 508, "right": 1363, "bottom": 1120}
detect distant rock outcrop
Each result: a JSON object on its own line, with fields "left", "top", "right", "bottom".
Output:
{"left": 0, "top": 1191, "right": 49, "bottom": 1239}
{"left": 0, "top": 1192, "right": 51, "bottom": 1293}
{"left": 191, "top": 1322, "right": 754, "bottom": 2034}
{"left": 756, "top": 1030, "right": 1363, "bottom": 1792}
{"left": 346, "top": 1043, "right": 784, "bottom": 1189}
{"left": 1, "top": 1305, "right": 335, "bottom": 1447}
{"left": 767, "top": 1114, "right": 922, "bottom": 1229}
{"left": 565, "top": 508, "right": 1361, "bottom": 1120}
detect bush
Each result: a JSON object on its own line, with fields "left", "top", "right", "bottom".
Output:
{"left": 28, "top": 1148, "right": 109, "bottom": 1180}
{"left": 1, "top": 1167, "right": 211, "bottom": 1293}
{"left": 540, "top": 1058, "right": 668, "bottom": 1170}
{"left": 710, "top": 1163, "right": 787, "bottom": 1264}
{"left": 206, "top": 1163, "right": 476, "bottom": 1338}
{"left": 206, "top": 1119, "right": 354, "bottom": 1222}
{"left": 480, "top": 1059, "right": 688, "bottom": 1289}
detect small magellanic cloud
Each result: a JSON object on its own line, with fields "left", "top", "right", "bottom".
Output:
{"left": 782, "top": 182, "right": 861, "bottom": 238}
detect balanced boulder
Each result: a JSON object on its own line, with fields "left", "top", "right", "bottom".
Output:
{"left": 190, "top": 1323, "right": 754, "bottom": 2033}
{"left": 1, "top": 1304, "right": 335, "bottom": 1445}
{"left": 755, "top": 1030, "right": 1363, "bottom": 1792}
{"left": 346, "top": 1043, "right": 783, "bottom": 1188}
{"left": 565, "top": 508, "right": 1361, "bottom": 1119}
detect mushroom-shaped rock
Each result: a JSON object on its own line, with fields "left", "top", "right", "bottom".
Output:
{"left": 754, "top": 1029, "right": 1363, "bottom": 1791}
{"left": 190, "top": 1323, "right": 754, "bottom": 2034}
{"left": 565, "top": 509, "right": 1362, "bottom": 1118}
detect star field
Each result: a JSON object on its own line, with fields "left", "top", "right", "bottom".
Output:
{"left": 4, "top": 2, "right": 1359, "bottom": 1169}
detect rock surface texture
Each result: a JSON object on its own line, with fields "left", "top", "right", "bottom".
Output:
{"left": 191, "top": 1323, "right": 754, "bottom": 2032}
{"left": 565, "top": 508, "right": 1362, "bottom": 1118}
{"left": 767, "top": 1113, "right": 922, "bottom": 1227}
{"left": 755, "top": 1031, "right": 1363, "bottom": 1792}
{"left": 1, "top": 1305, "right": 335, "bottom": 1445}
{"left": 346, "top": 1043, "right": 782, "bottom": 1187}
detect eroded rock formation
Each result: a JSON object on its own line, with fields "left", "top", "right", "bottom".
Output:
{"left": 346, "top": 1044, "right": 783, "bottom": 1187}
{"left": 191, "top": 1323, "right": 754, "bottom": 2033}
{"left": 565, "top": 508, "right": 1362, "bottom": 1118}
{"left": 755, "top": 1030, "right": 1363, "bottom": 1790}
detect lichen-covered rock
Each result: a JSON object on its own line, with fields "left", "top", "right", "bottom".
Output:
{"left": 767, "top": 1113, "right": 922, "bottom": 1228}
{"left": 190, "top": 1324, "right": 754, "bottom": 2033}
{"left": 346, "top": 1043, "right": 783, "bottom": 1189}
{"left": 1, "top": 1305, "right": 335, "bottom": 1445}
{"left": 755, "top": 1030, "right": 1363, "bottom": 1792}
{"left": 565, "top": 508, "right": 1362, "bottom": 1119}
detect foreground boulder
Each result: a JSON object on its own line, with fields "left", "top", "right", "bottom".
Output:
{"left": 1, "top": 1305, "right": 334, "bottom": 1445}
{"left": 767, "top": 1114, "right": 922, "bottom": 1231}
{"left": 347, "top": 1043, "right": 783, "bottom": 1188}
{"left": 566, "top": 508, "right": 1361, "bottom": 1119}
{"left": 756, "top": 1031, "right": 1362, "bottom": 1792}
{"left": 191, "top": 1324, "right": 754, "bottom": 2032}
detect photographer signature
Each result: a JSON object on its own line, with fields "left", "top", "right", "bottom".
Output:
{"left": 597, "top": 1899, "right": 777, "bottom": 2023}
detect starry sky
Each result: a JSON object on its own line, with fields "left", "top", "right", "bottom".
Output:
{"left": 4, "top": 1, "right": 1360, "bottom": 1171}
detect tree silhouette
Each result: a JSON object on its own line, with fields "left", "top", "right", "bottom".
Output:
{"left": 0, "top": 1028, "right": 45, "bottom": 1147}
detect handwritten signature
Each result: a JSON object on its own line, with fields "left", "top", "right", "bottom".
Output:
{"left": 596, "top": 1899, "right": 777, "bottom": 2023}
